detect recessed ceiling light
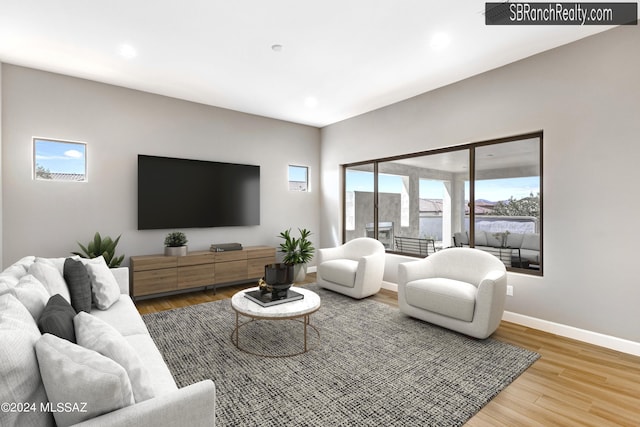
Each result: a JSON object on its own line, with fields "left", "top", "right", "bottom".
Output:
{"left": 304, "top": 96, "right": 318, "bottom": 108}
{"left": 118, "top": 43, "right": 137, "bottom": 59}
{"left": 271, "top": 44, "right": 283, "bottom": 52}
{"left": 429, "top": 32, "right": 451, "bottom": 51}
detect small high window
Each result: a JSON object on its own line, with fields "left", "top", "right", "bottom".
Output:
{"left": 288, "top": 165, "right": 308, "bottom": 191}
{"left": 33, "top": 138, "right": 87, "bottom": 182}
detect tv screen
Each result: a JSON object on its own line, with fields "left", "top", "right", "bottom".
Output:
{"left": 138, "top": 155, "right": 260, "bottom": 230}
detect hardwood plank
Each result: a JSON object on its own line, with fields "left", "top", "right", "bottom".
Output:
{"left": 135, "top": 273, "right": 640, "bottom": 425}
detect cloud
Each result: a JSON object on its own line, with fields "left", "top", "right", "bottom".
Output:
{"left": 64, "top": 149, "right": 84, "bottom": 159}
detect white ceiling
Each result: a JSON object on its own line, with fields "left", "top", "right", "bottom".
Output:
{"left": 0, "top": 1, "right": 627, "bottom": 127}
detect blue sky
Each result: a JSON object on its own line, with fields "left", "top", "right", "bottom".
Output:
{"left": 34, "top": 139, "right": 86, "bottom": 174}
{"left": 346, "top": 171, "right": 539, "bottom": 202}
{"left": 288, "top": 165, "right": 308, "bottom": 182}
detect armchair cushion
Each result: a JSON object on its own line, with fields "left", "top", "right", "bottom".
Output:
{"left": 319, "top": 259, "right": 359, "bottom": 288}
{"left": 406, "top": 278, "right": 477, "bottom": 322}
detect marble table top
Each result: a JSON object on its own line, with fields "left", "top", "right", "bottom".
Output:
{"left": 231, "top": 286, "right": 321, "bottom": 318}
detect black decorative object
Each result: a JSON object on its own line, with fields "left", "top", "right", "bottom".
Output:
{"left": 263, "top": 263, "right": 294, "bottom": 300}
{"left": 244, "top": 289, "right": 304, "bottom": 307}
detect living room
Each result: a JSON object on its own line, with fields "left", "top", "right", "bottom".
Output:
{"left": 1, "top": 2, "right": 639, "bottom": 426}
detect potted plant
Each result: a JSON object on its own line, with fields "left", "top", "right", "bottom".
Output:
{"left": 164, "top": 231, "right": 188, "bottom": 256}
{"left": 72, "top": 232, "right": 125, "bottom": 268}
{"left": 278, "top": 228, "right": 315, "bottom": 282}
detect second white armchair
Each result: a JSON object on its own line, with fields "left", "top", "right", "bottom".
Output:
{"left": 316, "top": 238, "right": 385, "bottom": 299}
{"left": 398, "top": 247, "right": 507, "bottom": 339}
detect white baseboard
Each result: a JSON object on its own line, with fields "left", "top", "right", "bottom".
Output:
{"left": 307, "top": 266, "right": 317, "bottom": 274}
{"left": 381, "top": 281, "right": 398, "bottom": 292}
{"left": 374, "top": 283, "right": 640, "bottom": 356}
{"left": 502, "top": 311, "right": 640, "bottom": 357}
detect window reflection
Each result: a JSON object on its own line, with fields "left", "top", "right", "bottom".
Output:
{"left": 473, "top": 138, "right": 541, "bottom": 270}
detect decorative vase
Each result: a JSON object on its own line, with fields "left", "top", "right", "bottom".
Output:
{"left": 164, "top": 245, "right": 188, "bottom": 256}
{"left": 293, "top": 263, "right": 307, "bottom": 283}
{"left": 264, "top": 263, "right": 294, "bottom": 300}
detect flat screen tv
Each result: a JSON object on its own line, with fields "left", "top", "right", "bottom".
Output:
{"left": 138, "top": 155, "right": 260, "bottom": 230}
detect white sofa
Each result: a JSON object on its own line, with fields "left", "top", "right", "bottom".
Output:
{"left": 454, "top": 231, "right": 540, "bottom": 267}
{"left": 0, "top": 256, "right": 215, "bottom": 427}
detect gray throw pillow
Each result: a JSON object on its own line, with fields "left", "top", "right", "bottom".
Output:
{"left": 37, "top": 294, "right": 77, "bottom": 343}
{"left": 63, "top": 258, "right": 92, "bottom": 313}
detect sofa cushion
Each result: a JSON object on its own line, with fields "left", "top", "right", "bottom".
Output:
{"left": 35, "top": 257, "right": 69, "bottom": 276}
{"left": 0, "top": 294, "right": 56, "bottom": 427}
{"left": 474, "top": 231, "right": 488, "bottom": 246}
{"left": 125, "top": 333, "right": 179, "bottom": 396}
{"left": 35, "top": 333, "right": 135, "bottom": 427}
{"left": 522, "top": 233, "right": 540, "bottom": 251}
{"left": 506, "top": 232, "right": 525, "bottom": 249}
{"left": 81, "top": 256, "right": 120, "bottom": 310}
{"left": 13, "top": 255, "right": 37, "bottom": 270}
{"left": 64, "top": 258, "right": 92, "bottom": 313}
{"left": 1, "top": 262, "right": 29, "bottom": 281}
{"left": 37, "top": 294, "right": 77, "bottom": 343}
{"left": 485, "top": 232, "right": 503, "bottom": 248}
{"left": 319, "top": 259, "right": 359, "bottom": 288}
{"left": 1, "top": 274, "right": 50, "bottom": 320}
{"left": 453, "top": 231, "right": 469, "bottom": 246}
{"left": 406, "top": 278, "right": 477, "bottom": 322}
{"left": 28, "top": 260, "right": 71, "bottom": 303}
{"left": 75, "top": 312, "right": 155, "bottom": 403}
{"left": 0, "top": 273, "right": 20, "bottom": 288}
{"left": 90, "top": 295, "right": 149, "bottom": 337}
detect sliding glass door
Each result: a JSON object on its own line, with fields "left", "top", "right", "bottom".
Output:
{"left": 342, "top": 132, "right": 542, "bottom": 275}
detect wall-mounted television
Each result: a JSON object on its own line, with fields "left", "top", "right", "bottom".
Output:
{"left": 138, "top": 155, "right": 260, "bottom": 230}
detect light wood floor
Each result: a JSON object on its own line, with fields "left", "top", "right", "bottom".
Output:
{"left": 135, "top": 273, "right": 640, "bottom": 426}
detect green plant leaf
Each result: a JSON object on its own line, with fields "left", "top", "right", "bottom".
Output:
{"left": 76, "top": 242, "right": 90, "bottom": 258}
{"left": 73, "top": 232, "right": 124, "bottom": 268}
{"left": 278, "top": 227, "right": 315, "bottom": 264}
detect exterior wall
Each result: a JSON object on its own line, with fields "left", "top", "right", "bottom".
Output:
{"left": 1, "top": 65, "right": 321, "bottom": 267}
{"left": 320, "top": 25, "right": 640, "bottom": 343}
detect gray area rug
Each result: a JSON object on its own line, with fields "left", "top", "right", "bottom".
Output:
{"left": 143, "top": 284, "right": 539, "bottom": 426}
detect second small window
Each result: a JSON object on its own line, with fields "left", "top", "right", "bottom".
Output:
{"left": 288, "top": 165, "right": 309, "bottom": 191}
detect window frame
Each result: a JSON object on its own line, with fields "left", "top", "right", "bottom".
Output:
{"left": 342, "top": 131, "right": 543, "bottom": 276}
{"left": 33, "top": 137, "right": 88, "bottom": 182}
{"left": 288, "top": 164, "right": 309, "bottom": 192}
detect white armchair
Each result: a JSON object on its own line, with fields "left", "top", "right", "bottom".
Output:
{"left": 398, "top": 247, "right": 507, "bottom": 339}
{"left": 317, "top": 238, "right": 386, "bottom": 299}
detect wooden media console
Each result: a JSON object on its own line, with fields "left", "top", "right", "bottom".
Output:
{"left": 130, "top": 246, "right": 276, "bottom": 298}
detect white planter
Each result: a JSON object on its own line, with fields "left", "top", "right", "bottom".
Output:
{"left": 165, "top": 245, "right": 188, "bottom": 256}
{"left": 293, "top": 263, "right": 307, "bottom": 283}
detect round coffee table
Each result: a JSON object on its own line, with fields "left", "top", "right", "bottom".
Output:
{"left": 231, "top": 286, "right": 321, "bottom": 357}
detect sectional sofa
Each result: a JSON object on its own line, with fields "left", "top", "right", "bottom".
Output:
{"left": 454, "top": 231, "right": 540, "bottom": 268}
{"left": 0, "top": 255, "right": 215, "bottom": 427}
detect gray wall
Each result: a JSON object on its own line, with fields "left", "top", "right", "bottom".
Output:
{"left": 320, "top": 25, "right": 640, "bottom": 343}
{"left": 1, "top": 65, "right": 321, "bottom": 267}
